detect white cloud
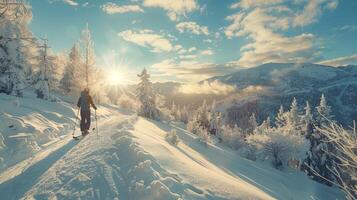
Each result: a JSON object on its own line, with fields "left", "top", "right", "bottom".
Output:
{"left": 188, "top": 47, "right": 196, "bottom": 52}
{"left": 326, "top": 0, "right": 339, "bottom": 10}
{"left": 150, "top": 59, "right": 238, "bottom": 82}
{"left": 63, "top": 0, "right": 78, "bottom": 6}
{"left": 143, "top": 0, "right": 198, "bottom": 21}
{"left": 231, "top": 0, "right": 282, "bottom": 9}
{"left": 176, "top": 21, "right": 209, "bottom": 35}
{"left": 118, "top": 29, "right": 173, "bottom": 53}
{"left": 224, "top": 0, "right": 340, "bottom": 67}
{"left": 101, "top": 2, "right": 144, "bottom": 14}
{"left": 225, "top": 8, "right": 316, "bottom": 67}
{"left": 318, "top": 54, "right": 357, "bottom": 67}
{"left": 293, "top": 0, "right": 339, "bottom": 27}
{"left": 200, "top": 50, "right": 214, "bottom": 56}
{"left": 333, "top": 25, "right": 357, "bottom": 31}
{"left": 179, "top": 54, "right": 197, "bottom": 60}
{"left": 178, "top": 80, "right": 236, "bottom": 95}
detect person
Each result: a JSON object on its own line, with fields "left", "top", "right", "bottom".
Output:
{"left": 77, "top": 88, "right": 97, "bottom": 135}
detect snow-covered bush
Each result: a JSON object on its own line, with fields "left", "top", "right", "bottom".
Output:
{"left": 197, "top": 127, "right": 211, "bottom": 145}
{"left": 241, "top": 144, "right": 257, "bottom": 161}
{"left": 219, "top": 125, "right": 245, "bottom": 150}
{"left": 316, "top": 122, "right": 357, "bottom": 200}
{"left": 247, "top": 128, "right": 309, "bottom": 169}
{"left": 117, "top": 94, "right": 136, "bottom": 110}
{"left": 165, "top": 129, "right": 180, "bottom": 146}
{"left": 187, "top": 118, "right": 200, "bottom": 135}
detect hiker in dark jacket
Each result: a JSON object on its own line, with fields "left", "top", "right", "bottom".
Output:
{"left": 77, "top": 88, "right": 97, "bottom": 135}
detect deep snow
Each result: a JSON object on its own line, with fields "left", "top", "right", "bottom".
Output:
{"left": 0, "top": 94, "right": 345, "bottom": 200}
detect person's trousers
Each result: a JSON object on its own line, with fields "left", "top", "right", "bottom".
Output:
{"left": 80, "top": 110, "right": 91, "bottom": 132}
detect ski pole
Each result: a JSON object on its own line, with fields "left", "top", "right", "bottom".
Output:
{"left": 95, "top": 109, "right": 98, "bottom": 138}
{"left": 72, "top": 108, "right": 80, "bottom": 137}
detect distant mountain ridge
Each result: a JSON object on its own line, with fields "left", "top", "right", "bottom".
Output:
{"left": 206, "top": 63, "right": 357, "bottom": 127}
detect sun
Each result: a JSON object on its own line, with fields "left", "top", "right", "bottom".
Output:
{"left": 108, "top": 70, "right": 124, "bottom": 85}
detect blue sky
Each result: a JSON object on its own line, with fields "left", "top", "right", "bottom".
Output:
{"left": 27, "top": 0, "right": 357, "bottom": 82}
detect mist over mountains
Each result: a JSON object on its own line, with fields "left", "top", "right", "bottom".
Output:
{"left": 152, "top": 63, "right": 357, "bottom": 126}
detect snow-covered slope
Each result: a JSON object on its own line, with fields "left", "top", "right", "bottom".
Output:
{"left": 0, "top": 94, "right": 344, "bottom": 199}
{"left": 0, "top": 92, "right": 76, "bottom": 172}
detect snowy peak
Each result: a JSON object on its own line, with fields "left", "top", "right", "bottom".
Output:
{"left": 207, "top": 62, "right": 357, "bottom": 126}
{"left": 211, "top": 62, "right": 350, "bottom": 88}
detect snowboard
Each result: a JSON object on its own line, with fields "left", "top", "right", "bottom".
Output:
{"left": 73, "top": 128, "right": 95, "bottom": 140}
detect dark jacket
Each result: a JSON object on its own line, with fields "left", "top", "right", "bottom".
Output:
{"left": 77, "top": 91, "right": 97, "bottom": 111}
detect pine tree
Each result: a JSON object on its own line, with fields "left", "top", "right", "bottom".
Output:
{"left": 248, "top": 113, "right": 258, "bottom": 134}
{"left": 283, "top": 97, "right": 301, "bottom": 135}
{"left": 288, "top": 97, "right": 299, "bottom": 127}
{"left": 170, "top": 101, "right": 177, "bottom": 120}
{"left": 176, "top": 105, "right": 182, "bottom": 121}
{"left": 316, "top": 94, "right": 332, "bottom": 126}
{"left": 303, "top": 94, "right": 335, "bottom": 186}
{"left": 35, "top": 40, "right": 56, "bottom": 100}
{"left": 0, "top": 1, "right": 34, "bottom": 96}
{"left": 210, "top": 100, "right": 216, "bottom": 112}
{"left": 180, "top": 105, "right": 189, "bottom": 124}
{"left": 61, "top": 44, "right": 80, "bottom": 93}
{"left": 301, "top": 101, "right": 313, "bottom": 135}
{"left": 275, "top": 105, "right": 286, "bottom": 128}
{"left": 197, "top": 100, "right": 210, "bottom": 130}
{"left": 136, "top": 69, "right": 159, "bottom": 119}
{"left": 81, "top": 23, "right": 95, "bottom": 89}
{"left": 209, "top": 111, "right": 222, "bottom": 135}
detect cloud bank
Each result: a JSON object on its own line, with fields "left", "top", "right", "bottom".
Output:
{"left": 178, "top": 80, "right": 236, "bottom": 95}
{"left": 225, "top": 0, "right": 339, "bottom": 68}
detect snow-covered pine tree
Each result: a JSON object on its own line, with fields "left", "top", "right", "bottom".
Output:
{"left": 301, "top": 101, "right": 313, "bottom": 135}
{"left": 209, "top": 111, "right": 222, "bottom": 135}
{"left": 80, "top": 23, "right": 95, "bottom": 90}
{"left": 316, "top": 94, "right": 332, "bottom": 126}
{"left": 248, "top": 113, "right": 258, "bottom": 134}
{"left": 0, "top": 1, "right": 34, "bottom": 96}
{"left": 210, "top": 100, "right": 216, "bottom": 112}
{"left": 62, "top": 43, "right": 82, "bottom": 94}
{"left": 317, "top": 122, "right": 357, "bottom": 200}
{"left": 254, "top": 116, "right": 272, "bottom": 135}
{"left": 275, "top": 105, "right": 286, "bottom": 128}
{"left": 180, "top": 105, "right": 189, "bottom": 124}
{"left": 170, "top": 101, "right": 177, "bottom": 120}
{"left": 136, "top": 69, "right": 159, "bottom": 119}
{"left": 284, "top": 97, "right": 302, "bottom": 135}
{"left": 303, "top": 94, "right": 335, "bottom": 186}
{"left": 198, "top": 100, "right": 210, "bottom": 130}
{"left": 288, "top": 97, "right": 299, "bottom": 127}
{"left": 188, "top": 100, "right": 212, "bottom": 136}
{"left": 35, "top": 39, "right": 59, "bottom": 100}
{"left": 176, "top": 105, "right": 182, "bottom": 122}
